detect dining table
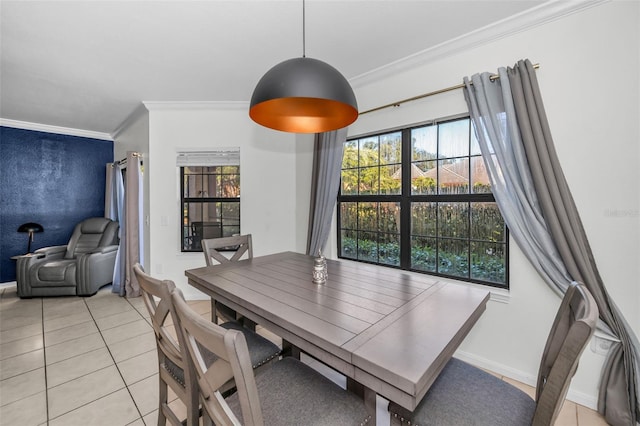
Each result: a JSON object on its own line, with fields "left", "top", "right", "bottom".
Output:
{"left": 185, "top": 251, "right": 490, "bottom": 423}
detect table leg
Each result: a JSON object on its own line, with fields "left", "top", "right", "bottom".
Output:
{"left": 346, "top": 378, "right": 377, "bottom": 425}
{"left": 210, "top": 298, "right": 218, "bottom": 323}
{"left": 241, "top": 317, "right": 257, "bottom": 331}
{"left": 281, "top": 339, "right": 301, "bottom": 359}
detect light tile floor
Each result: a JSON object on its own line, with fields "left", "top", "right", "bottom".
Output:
{"left": 0, "top": 284, "right": 609, "bottom": 426}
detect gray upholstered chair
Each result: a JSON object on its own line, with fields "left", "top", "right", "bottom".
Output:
{"left": 171, "top": 289, "right": 371, "bottom": 426}
{"left": 133, "top": 264, "right": 281, "bottom": 426}
{"left": 388, "top": 281, "right": 599, "bottom": 426}
{"left": 16, "top": 217, "right": 119, "bottom": 298}
{"left": 202, "top": 234, "right": 253, "bottom": 325}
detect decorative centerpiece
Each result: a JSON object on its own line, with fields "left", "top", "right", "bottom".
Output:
{"left": 312, "top": 250, "right": 328, "bottom": 284}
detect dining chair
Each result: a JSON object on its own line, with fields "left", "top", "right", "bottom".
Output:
{"left": 133, "top": 263, "right": 281, "bottom": 426}
{"left": 201, "top": 234, "right": 253, "bottom": 326}
{"left": 171, "top": 288, "right": 372, "bottom": 426}
{"left": 388, "top": 281, "right": 599, "bottom": 426}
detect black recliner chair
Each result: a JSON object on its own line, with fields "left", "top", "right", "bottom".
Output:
{"left": 16, "top": 217, "right": 119, "bottom": 298}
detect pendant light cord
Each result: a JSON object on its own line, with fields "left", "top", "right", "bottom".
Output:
{"left": 302, "top": 0, "right": 306, "bottom": 58}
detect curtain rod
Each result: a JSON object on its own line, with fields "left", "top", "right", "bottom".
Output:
{"left": 113, "top": 152, "right": 142, "bottom": 166}
{"left": 359, "top": 63, "right": 540, "bottom": 116}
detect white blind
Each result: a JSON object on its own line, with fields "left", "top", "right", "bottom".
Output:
{"left": 176, "top": 148, "right": 240, "bottom": 167}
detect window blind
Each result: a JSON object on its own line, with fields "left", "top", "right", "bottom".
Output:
{"left": 176, "top": 148, "right": 240, "bottom": 167}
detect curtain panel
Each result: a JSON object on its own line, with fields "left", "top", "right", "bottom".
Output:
{"left": 123, "top": 152, "right": 143, "bottom": 298}
{"left": 105, "top": 162, "right": 125, "bottom": 294}
{"left": 307, "top": 128, "right": 348, "bottom": 256}
{"left": 104, "top": 163, "right": 118, "bottom": 221}
{"left": 463, "top": 59, "right": 639, "bottom": 426}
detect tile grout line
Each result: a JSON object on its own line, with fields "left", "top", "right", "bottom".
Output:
{"left": 40, "top": 297, "right": 50, "bottom": 426}
{"left": 81, "top": 295, "right": 147, "bottom": 425}
{"left": 124, "top": 293, "right": 153, "bottom": 426}
{"left": 44, "top": 367, "right": 124, "bottom": 422}
{"left": 41, "top": 298, "right": 109, "bottom": 423}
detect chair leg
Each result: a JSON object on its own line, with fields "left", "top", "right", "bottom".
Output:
{"left": 202, "top": 409, "right": 214, "bottom": 426}
{"left": 157, "top": 376, "right": 168, "bottom": 426}
{"left": 390, "top": 414, "right": 403, "bottom": 425}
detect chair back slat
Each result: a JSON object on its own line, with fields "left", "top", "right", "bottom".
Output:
{"left": 172, "top": 289, "right": 264, "bottom": 426}
{"left": 532, "top": 281, "right": 598, "bottom": 426}
{"left": 202, "top": 235, "right": 253, "bottom": 266}
{"left": 134, "top": 264, "right": 183, "bottom": 363}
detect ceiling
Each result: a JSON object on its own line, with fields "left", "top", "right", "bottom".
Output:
{"left": 1, "top": 0, "right": 550, "bottom": 138}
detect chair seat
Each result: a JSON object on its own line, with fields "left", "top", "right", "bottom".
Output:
{"left": 163, "top": 320, "right": 280, "bottom": 385}
{"left": 35, "top": 260, "right": 77, "bottom": 285}
{"left": 219, "top": 321, "right": 280, "bottom": 368}
{"left": 389, "top": 358, "right": 536, "bottom": 426}
{"left": 227, "top": 357, "right": 370, "bottom": 425}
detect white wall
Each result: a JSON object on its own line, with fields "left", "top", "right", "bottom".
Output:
{"left": 141, "top": 103, "right": 309, "bottom": 300}
{"left": 333, "top": 0, "right": 639, "bottom": 409}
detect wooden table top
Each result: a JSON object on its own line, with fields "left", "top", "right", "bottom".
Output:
{"left": 185, "top": 251, "right": 490, "bottom": 411}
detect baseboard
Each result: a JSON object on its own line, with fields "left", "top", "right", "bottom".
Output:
{"left": 0, "top": 281, "right": 17, "bottom": 289}
{"left": 455, "top": 350, "right": 598, "bottom": 410}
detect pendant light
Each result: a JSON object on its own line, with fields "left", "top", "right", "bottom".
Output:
{"left": 249, "top": 0, "right": 358, "bottom": 133}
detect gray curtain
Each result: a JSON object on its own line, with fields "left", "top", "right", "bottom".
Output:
{"left": 112, "top": 163, "right": 126, "bottom": 295}
{"left": 307, "top": 128, "right": 348, "bottom": 256}
{"left": 105, "top": 162, "right": 125, "bottom": 294}
{"left": 464, "top": 59, "right": 639, "bottom": 426}
{"left": 123, "top": 152, "right": 142, "bottom": 298}
{"left": 105, "top": 163, "right": 118, "bottom": 220}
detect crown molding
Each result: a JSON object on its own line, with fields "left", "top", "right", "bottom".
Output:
{"left": 111, "top": 103, "right": 150, "bottom": 140}
{"left": 0, "top": 118, "right": 113, "bottom": 141}
{"left": 350, "top": 0, "right": 609, "bottom": 87}
{"left": 112, "top": 102, "right": 249, "bottom": 140}
{"left": 142, "top": 101, "right": 248, "bottom": 111}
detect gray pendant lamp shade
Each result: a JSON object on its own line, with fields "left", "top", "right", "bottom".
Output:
{"left": 249, "top": 57, "right": 358, "bottom": 133}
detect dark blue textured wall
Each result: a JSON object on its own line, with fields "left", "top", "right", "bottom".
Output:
{"left": 0, "top": 126, "right": 113, "bottom": 282}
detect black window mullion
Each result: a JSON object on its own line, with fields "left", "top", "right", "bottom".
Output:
{"left": 182, "top": 197, "right": 240, "bottom": 204}
{"left": 400, "top": 128, "right": 412, "bottom": 270}
{"left": 467, "top": 201, "right": 471, "bottom": 280}
{"left": 377, "top": 135, "right": 381, "bottom": 197}
{"left": 468, "top": 120, "right": 472, "bottom": 196}
{"left": 411, "top": 193, "right": 495, "bottom": 203}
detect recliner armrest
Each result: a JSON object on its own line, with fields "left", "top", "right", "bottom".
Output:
{"left": 17, "top": 245, "right": 66, "bottom": 267}
{"left": 85, "top": 245, "right": 119, "bottom": 255}
{"left": 34, "top": 245, "right": 68, "bottom": 257}
{"left": 76, "top": 246, "right": 119, "bottom": 296}
{"left": 16, "top": 245, "right": 67, "bottom": 298}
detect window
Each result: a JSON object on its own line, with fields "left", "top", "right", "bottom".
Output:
{"left": 178, "top": 150, "right": 240, "bottom": 252}
{"left": 338, "top": 116, "right": 508, "bottom": 288}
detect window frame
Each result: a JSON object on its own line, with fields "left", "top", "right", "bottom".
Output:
{"left": 178, "top": 150, "right": 241, "bottom": 253}
{"left": 337, "top": 115, "right": 509, "bottom": 289}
